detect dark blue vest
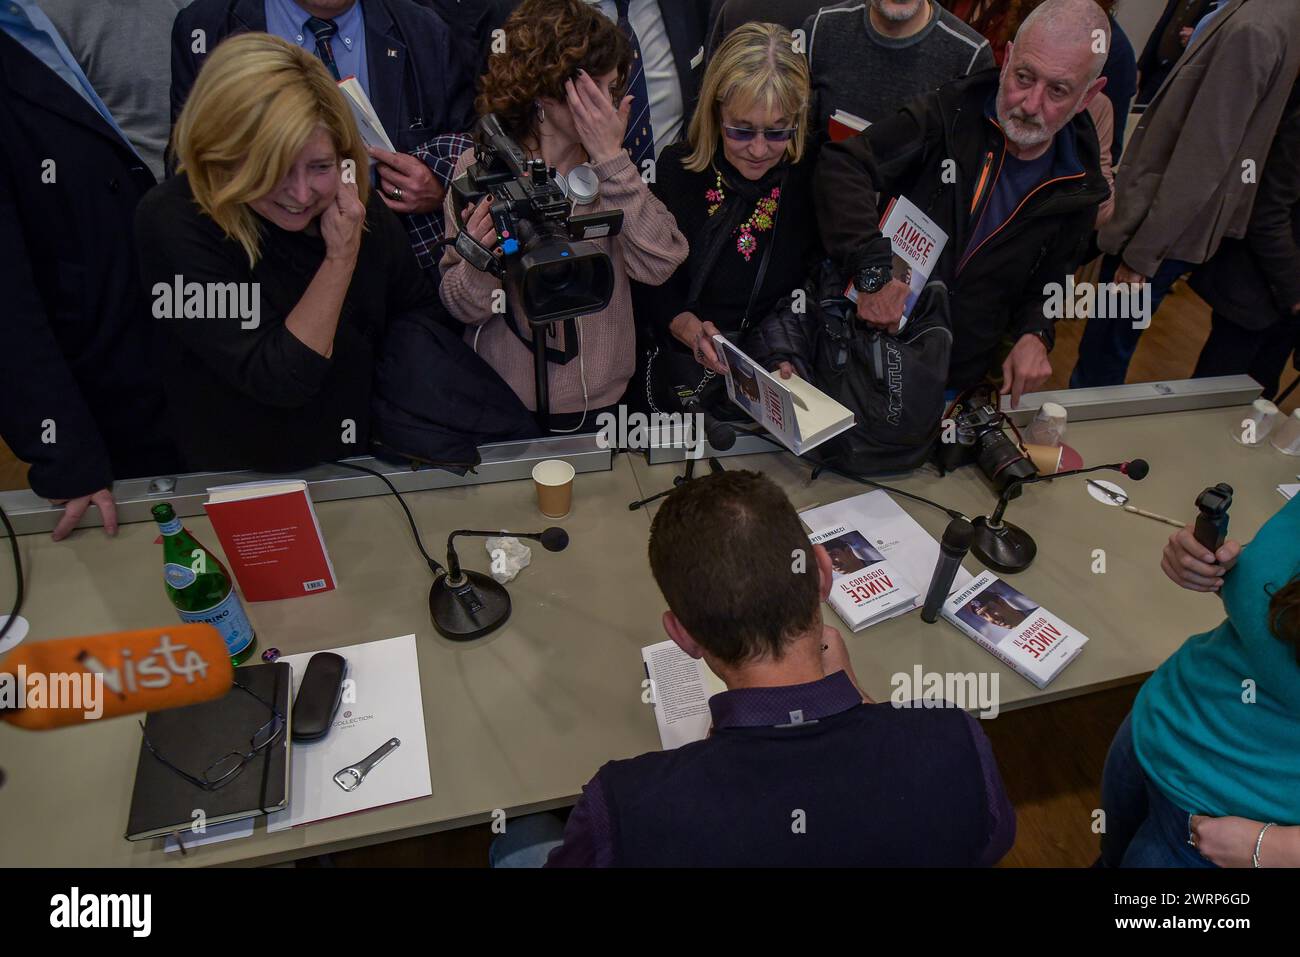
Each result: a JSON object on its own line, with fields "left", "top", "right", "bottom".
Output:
{"left": 599, "top": 703, "right": 990, "bottom": 866}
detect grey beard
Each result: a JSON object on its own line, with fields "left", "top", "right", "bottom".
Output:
{"left": 872, "top": 0, "right": 926, "bottom": 23}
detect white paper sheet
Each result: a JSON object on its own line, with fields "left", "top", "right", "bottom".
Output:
{"left": 800, "top": 489, "right": 974, "bottom": 623}
{"left": 641, "top": 640, "right": 726, "bottom": 750}
{"left": 267, "top": 634, "right": 431, "bottom": 831}
{"left": 1280, "top": 484, "right": 1299, "bottom": 501}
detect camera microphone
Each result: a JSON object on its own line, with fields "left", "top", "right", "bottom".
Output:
{"left": 921, "top": 518, "right": 974, "bottom": 623}
{"left": 1193, "top": 483, "right": 1233, "bottom": 554}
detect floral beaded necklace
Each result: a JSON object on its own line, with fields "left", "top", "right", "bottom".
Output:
{"left": 705, "top": 169, "right": 780, "bottom": 262}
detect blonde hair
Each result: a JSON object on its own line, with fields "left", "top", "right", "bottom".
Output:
{"left": 172, "top": 33, "right": 369, "bottom": 267}
{"left": 685, "top": 22, "right": 810, "bottom": 173}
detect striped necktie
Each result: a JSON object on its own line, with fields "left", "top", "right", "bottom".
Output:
{"left": 614, "top": 0, "right": 655, "bottom": 167}
{"left": 305, "top": 16, "right": 342, "bottom": 81}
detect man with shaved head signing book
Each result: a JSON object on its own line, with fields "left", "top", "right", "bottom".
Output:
{"left": 490, "top": 471, "right": 1014, "bottom": 867}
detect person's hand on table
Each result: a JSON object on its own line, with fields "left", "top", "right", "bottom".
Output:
{"left": 1190, "top": 816, "right": 1298, "bottom": 867}
{"left": 669, "top": 312, "right": 727, "bottom": 375}
{"left": 776, "top": 361, "right": 795, "bottom": 380}
{"left": 821, "top": 624, "right": 871, "bottom": 702}
{"left": 49, "top": 488, "right": 118, "bottom": 542}
{"left": 367, "top": 146, "right": 445, "bottom": 215}
{"left": 854, "top": 279, "right": 908, "bottom": 335}
{"left": 566, "top": 69, "right": 632, "bottom": 165}
{"left": 999, "top": 333, "right": 1052, "bottom": 408}
{"left": 1161, "top": 523, "right": 1240, "bottom": 592}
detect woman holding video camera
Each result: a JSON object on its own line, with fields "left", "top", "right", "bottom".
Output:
{"left": 135, "top": 33, "right": 445, "bottom": 472}
{"left": 1099, "top": 495, "right": 1300, "bottom": 867}
{"left": 439, "top": 0, "right": 687, "bottom": 431}
{"left": 638, "top": 21, "right": 819, "bottom": 413}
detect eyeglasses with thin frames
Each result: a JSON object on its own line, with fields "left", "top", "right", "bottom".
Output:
{"left": 139, "top": 680, "right": 285, "bottom": 792}
{"left": 722, "top": 125, "right": 799, "bottom": 143}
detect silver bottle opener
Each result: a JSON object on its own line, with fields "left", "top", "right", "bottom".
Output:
{"left": 333, "top": 737, "right": 400, "bottom": 791}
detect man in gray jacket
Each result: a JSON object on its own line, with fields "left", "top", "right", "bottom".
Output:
{"left": 1071, "top": 0, "right": 1300, "bottom": 387}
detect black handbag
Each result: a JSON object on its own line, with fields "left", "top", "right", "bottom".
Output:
{"left": 645, "top": 174, "right": 780, "bottom": 416}
{"left": 748, "top": 261, "right": 952, "bottom": 474}
{"left": 369, "top": 311, "right": 540, "bottom": 470}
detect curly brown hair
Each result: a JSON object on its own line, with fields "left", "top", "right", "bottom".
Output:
{"left": 476, "top": 0, "right": 632, "bottom": 146}
{"left": 1268, "top": 575, "right": 1300, "bottom": 664}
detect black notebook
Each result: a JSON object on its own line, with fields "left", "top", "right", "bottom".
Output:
{"left": 126, "top": 661, "right": 292, "bottom": 842}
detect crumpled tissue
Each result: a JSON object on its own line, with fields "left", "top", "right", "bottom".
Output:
{"left": 484, "top": 535, "right": 532, "bottom": 583}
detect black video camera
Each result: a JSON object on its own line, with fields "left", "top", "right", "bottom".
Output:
{"left": 1193, "top": 482, "right": 1233, "bottom": 553}
{"left": 935, "top": 388, "right": 1036, "bottom": 494}
{"left": 449, "top": 114, "right": 624, "bottom": 326}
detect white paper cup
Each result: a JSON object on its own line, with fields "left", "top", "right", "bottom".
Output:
{"left": 1025, "top": 401, "right": 1068, "bottom": 447}
{"left": 1269, "top": 410, "right": 1300, "bottom": 456}
{"left": 1233, "top": 398, "right": 1280, "bottom": 447}
{"left": 532, "top": 459, "right": 576, "bottom": 517}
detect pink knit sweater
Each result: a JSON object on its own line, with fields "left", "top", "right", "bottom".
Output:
{"left": 438, "top": 149, "right": 688, "bottom": 414}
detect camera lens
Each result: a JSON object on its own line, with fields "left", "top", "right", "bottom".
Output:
{"left": 976, "top": 429, "right": 1035, "bottom": 492}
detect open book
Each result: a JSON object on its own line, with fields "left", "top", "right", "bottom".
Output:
{"left": 641, "top": 640, "right": 725, "bottom": 749}
{"left": 338, "top": 76, "right": 395, "bottom": 154}
{"left": 712, "top": 335, "right": 855, "bottom": 455}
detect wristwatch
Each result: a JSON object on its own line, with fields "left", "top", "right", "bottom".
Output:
{"left": 853, "top": 264, "right": 893, "bottom": 295}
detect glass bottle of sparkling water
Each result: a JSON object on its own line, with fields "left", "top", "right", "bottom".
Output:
{"left": 152, "top": 503, "right": 257, "bottom": 665}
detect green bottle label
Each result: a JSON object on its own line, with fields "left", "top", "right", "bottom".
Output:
{"left": 178, "top": 591, "right": 255, "bottom": 657}
{"left": 164, "top": 563, "right": 198, "bottom": 589}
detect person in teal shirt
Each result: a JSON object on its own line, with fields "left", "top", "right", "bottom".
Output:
{"left": 1101, "top": 493, "right": 1300, "bottom": 867}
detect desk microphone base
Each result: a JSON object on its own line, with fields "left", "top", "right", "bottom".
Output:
{"left": 430, "top": 571, "right": 511, "bottom": 641}
{"left": 971, "top": 517, "right": 1037, "bottom": 574}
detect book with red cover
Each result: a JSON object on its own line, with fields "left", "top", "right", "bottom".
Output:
{"left": 828, "top": 108, "right": 869, "bottom": 142}
{"left": 203, "top": 480, "right": 336, "bottom": 602}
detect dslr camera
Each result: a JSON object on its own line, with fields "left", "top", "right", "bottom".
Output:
{"left": 935, "top": 388, "right": 1036, "bottom": 494}
{"left": 449, "top": 113, "right": 624, "bottom": 326}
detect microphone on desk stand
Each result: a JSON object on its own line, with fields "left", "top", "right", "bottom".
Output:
{"left": 971, "top": 458, "right": 1149, "bottom": 574}
{"left": 430, "top": 527, "right": 570, "bottom": 641}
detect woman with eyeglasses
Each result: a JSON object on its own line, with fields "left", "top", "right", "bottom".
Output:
{"left": 439, "top": 0, "right": 687, "bottom": 432}
{"left": 638, "top": 21, "right": 820, "bottom": 414}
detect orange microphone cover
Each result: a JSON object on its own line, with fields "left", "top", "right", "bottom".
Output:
{"left": 0, "top": 624, "right": 234, "bottom": 730}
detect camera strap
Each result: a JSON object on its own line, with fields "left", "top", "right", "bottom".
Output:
{"left": 503, "top": 305, "right": 581, "bottom": 365}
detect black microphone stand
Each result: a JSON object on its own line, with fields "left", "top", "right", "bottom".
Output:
{"left": 629, "top": 454, "right": 726, "bottom": 511}
{"left": 971, "top": 479, "right": 1037, "bottom": 574}
{"left": 972, "top": 460, "right": 1149, "bottom": 573}
{"left": 430, "top": 528, "right": 569, "bottom": 641}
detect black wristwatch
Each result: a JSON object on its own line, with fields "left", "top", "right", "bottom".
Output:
{"left": 853, "top": 264, "right": 893, "bottom": 295}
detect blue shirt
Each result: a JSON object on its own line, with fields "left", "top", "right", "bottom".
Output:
{"left": 0, "top": 0, "right": 139, "bottom": 159}
{"left": 265, "top": 0, "right": 370, "bottom": 96}
{"left": 1187, "top": 0, "right": 1226, "bottom": 48}
{"left": 1133, "top": 494, "right": 1300, "bottom": 822}
{"left": 546, "top": 670, "right": 1015, "bottom": 866}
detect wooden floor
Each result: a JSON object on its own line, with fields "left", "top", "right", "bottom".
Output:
{"left": 4, "top": 278, "right": 1294, "bottom": 866}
